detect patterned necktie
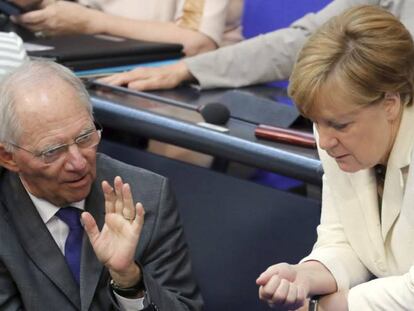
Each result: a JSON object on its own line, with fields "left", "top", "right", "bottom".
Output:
{"left": 55, "top": 207, "right": 83, "bottom": 285}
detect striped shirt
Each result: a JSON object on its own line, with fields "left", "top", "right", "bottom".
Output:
{"left": 0, "top": 32, "right": 27, "bottom": 81}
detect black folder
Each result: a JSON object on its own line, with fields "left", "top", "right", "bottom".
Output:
{"left": 25, "top": 34, "right": 184, "bottom": 71}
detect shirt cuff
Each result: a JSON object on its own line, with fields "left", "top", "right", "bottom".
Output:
{"left": 114, "top": 291, "right": 145, "bottom": 311}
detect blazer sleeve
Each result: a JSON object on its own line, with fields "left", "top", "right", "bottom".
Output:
{"left": 348, "top": 266, "right": 414, "bottom": 310}
{"left": 136, "top": 178, "right": 202, "bottom": 311}
{"left": 184, "top": 0, "right": 380, "bottom": 89}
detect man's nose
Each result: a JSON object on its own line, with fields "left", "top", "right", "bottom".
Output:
{"left": 64, "top": 144, "right": 87, "bottom": 171}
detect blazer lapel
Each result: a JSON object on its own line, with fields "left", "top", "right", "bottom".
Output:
{"left": 349, "top": 169, "right": 386, "bottom": 260}
{"left": 381, "top": 105, "right": 414, "bottom": 240}
{"left": 80, "top": 179, "right": 106, "bottom": 311}
{"left": 0, "top": 172, "right": 81, "bottom": 309}
{"left": 381, "top": 164, "right": 404, "bottom": 240}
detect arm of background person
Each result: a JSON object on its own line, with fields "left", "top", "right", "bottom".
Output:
{"left": 99, "top": 0, "right": 380, "bottom": 91}
{"left": 185, "top": 0, "right": 381, "bottom": 89}
{"left": 12, "top": 0, "right": 234, "bottom": 56}
{"left": 0, "top": 32, "right": 27, "bottom": 81}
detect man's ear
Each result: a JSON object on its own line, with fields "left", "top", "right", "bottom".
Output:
{"left": 0, "top": 144, "right": 20, "bottom": 172}
{"left": 383, "top": 92, "right": 402, "bottom": 122}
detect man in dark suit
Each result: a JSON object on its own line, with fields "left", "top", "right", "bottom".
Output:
{"left": 0, "top": 60, "right": 202, "bottom": 311}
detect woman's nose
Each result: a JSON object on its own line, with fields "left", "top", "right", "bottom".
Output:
{"left": 318, "top": 127, "right": 338, "bottom": 151}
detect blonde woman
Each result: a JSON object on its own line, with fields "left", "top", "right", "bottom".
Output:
{"left": 257, "top": 5, "right": 414, "bottom": 311}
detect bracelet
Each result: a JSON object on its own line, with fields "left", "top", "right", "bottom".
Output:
{"left": 309, "top": 297, "right": 319, "bottom": 311}
{"left": 110, "top": 279, "right": 145, "bottom": 298}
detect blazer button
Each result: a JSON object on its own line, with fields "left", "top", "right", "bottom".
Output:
{"left": 376, "top": 260, "right": 386, "bottom": 272}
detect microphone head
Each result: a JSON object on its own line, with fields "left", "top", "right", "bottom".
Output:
{"left": 198, "top": 102, "right": 230, "bottom": 125}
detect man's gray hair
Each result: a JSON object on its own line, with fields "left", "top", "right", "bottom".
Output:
{"left": 0, "top": 60, "right": 92, "bottom": 149}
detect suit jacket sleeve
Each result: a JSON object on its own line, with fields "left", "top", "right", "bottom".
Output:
{"left": 348, "top": 266, "right": 414, "bottom": 310}
{"left": 0, "top": 262, "right": 24, "bottom": 311}
{"left": 184, "top": 0, "right": 380, "bottom": 89}
{"left": 0, "top": 209, "right": 25, "bottom": 310}
{"left": 134, "top": 178, "right": 202, "bottom": 311}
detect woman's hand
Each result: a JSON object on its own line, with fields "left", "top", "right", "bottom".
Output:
{"left": 257, "top": 263, "right": 310, "bottom": 310}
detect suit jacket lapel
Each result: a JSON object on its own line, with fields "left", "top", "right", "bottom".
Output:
{"left": 80, "top": 177, "right": 106, "bottom": 311}
{"left": 0, "top": 171, "right": 81, "bottom": 308}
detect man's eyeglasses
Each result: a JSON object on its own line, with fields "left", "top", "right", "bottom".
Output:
{"left": 9, "top": 123, "right": 103, "bottom": 164}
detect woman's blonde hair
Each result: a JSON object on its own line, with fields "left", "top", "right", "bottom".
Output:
{"left": 288, "top": 5, "right": 414, "bottom": 116}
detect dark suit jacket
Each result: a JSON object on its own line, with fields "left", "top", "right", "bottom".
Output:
{"left": 0, "top": 153, "right": 203, "bottom": 311}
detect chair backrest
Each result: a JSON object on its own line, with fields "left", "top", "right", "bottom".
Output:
{"left": 242, "top": 0, "right": 333, "bottom": 38}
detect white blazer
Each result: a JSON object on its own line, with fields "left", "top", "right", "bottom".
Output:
{"left": 302, "top": 104, "right": 414, "bottom": 310}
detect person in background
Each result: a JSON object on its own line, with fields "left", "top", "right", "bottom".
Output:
{"left": 0, "top": 31, "right": 26, "bottom": 80}
{"left": 257, "top": 5, "right": 414, "bottom": 310}
{"left": 100, "top": 0, "right": 414, "bottom": 91}
{"left": 11, "top": 0, "right": 244, "bottom": 56}
{"left": 0, "top": 60, "right": 202, "bottom": 310}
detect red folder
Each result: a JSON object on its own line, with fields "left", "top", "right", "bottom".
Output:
{"left": 255, "top": 124, "right": 316, "bottom": 149}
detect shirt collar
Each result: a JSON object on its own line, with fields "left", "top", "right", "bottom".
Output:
{"left": 24, "top": 188, "right": 85, "bottom": 224}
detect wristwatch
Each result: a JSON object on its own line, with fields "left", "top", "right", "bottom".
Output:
{"left": 110, "top": 279, "right": 145, "bottom": 298}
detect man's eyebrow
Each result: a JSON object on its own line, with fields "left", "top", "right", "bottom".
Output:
{"left": 38, "top": 124, "right": 95, "bottom": 150}
{"left": 78, "top": 125, "right": 96, "bottom": 135}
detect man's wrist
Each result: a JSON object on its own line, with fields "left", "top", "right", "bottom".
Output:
{"left": 109, "top": 262, "right": 142, "bottom": 288}
{"left": 110, "top": 278, "right": 145, "bottom": 298}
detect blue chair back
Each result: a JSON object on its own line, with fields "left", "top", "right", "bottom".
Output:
{"left": 242, "top": 0, "right": 333, "bottom": 38}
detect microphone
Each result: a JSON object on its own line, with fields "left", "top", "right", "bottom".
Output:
{"left": 198, "top": 102, "right": 230, "bottom": 125}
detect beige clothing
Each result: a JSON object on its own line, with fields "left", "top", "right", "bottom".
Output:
{"left": 301, "top": 104, "right": 414, "bottom": 310}
{"left": 77, "top": 0, "right": 244, "bottom": 46}
{"left": 185, "top": 0, "right": 414, "bottom": 89}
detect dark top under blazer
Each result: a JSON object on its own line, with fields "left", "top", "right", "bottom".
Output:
{"left": 0, "top": 153, "right": 202, "bottom": 311}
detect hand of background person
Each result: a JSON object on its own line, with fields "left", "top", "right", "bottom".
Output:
{"left": 256, "top": 263, "right": 310, "bottom": 310}
{"left": 82, "top": 176, "right": 145, "bottom": 287}
{"left": 11, "top": 1, "right": 97, "bottom": 36}
{"left": 98, "top": 61, "right": 194, "bottom": 91}
{"left": 10, "top": 0, "right": 42, "bottom": 11}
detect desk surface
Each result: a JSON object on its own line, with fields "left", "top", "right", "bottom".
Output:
{"left": 89, "top": 84, "right": 323, "bottom": 185}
